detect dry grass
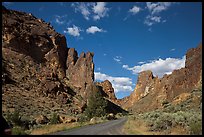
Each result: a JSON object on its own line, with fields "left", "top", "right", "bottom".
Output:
{"left": 29, "top": 119, "right": 109, "bottom": 135}
{"left": 169, "top": 125, "right": 188, "bottom": 135}
{"left": 29, "top": 122, "right": 89, "bottom": 135}
{"left": 123, "top": 116, "right": 151, "bottom": 135}
{"left": 122, "top": 116, "right": 159, "bottom": 135}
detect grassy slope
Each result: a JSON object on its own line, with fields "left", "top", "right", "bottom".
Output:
{"left": 123, "top": 88, "right": 202, "bottom": 135}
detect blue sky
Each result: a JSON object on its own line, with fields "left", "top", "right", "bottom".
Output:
{"left": 3, "top": 2, "right": 202, "bottom": 99}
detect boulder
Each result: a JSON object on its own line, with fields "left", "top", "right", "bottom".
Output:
{"left": 35, "top": 115, "right": 49, "bottom": 124}
{"left": 59, "top": 115, "right": 77, "bottom": 123}
{"left": 106, "top": 113, "right": 116, "bottom": 120}
{"left": 90, "top": 117, "right": 103, "bottom": 124}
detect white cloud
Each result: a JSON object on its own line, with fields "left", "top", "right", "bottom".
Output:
{"left": 92, "top": 2, "right": 109, "bottom": 20}
{"left": 129, "top": 5, "right": 141, "bottom": 15}
{"left": 64, "top": 25, "right": 82, "bottom": 37}
{"left": 138, "top": 61, "right": 146, "bottom": 64}
{"left": 86, "top": 26, "right": 105, "bottom": 34}
{"left": 71, "top": 2, "right": 91, "bottom": 20}
{"left": 71, "top": 2, "right": 109, "bottom": 21}
{"left": 146, "top": 2, "right": 172, "bottom": 15}
{"left": 150, "top": 16, "right": 161, "bottom": 22}
{"left": 162, "top": 19, "right": 167, "bottom": 23}
{"left": 123, "top": 56, "right": 186, "bottom": 78}
{"left": 54, "top": 15, "right": 67, "bottom": 25}
{"left": 144, "top": 15, "right": 161, "bottom": 26}
{"left": 170, "top": 48, "right": 175, "bottom": 51}
{"left": 94, "top": 72, "right": 134, "bottom": 93}
{"left": 113, "top": 56, "right": 122, "bottom": 64}
{"left": 56, "top": 18, "right": 64, "bottom": 24}
{"left": 144, "top": 2, "right": 175, "bottom": 27}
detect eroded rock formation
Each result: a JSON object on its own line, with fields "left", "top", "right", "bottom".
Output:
{"left": 2, "top": 6, "right": 95, "bottom": 117}
{"left": 120, "top": 43, "right": 202, "bottom": 113}
{"left": 96, "top": 80, "right": 117, "bottom": 101}
{"left": 2, "top": 6, "right": 126, "bottom": 119}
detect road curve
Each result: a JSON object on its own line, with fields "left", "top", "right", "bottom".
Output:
{"left": 50, "top": 117, "right": 128, "bottom": 135}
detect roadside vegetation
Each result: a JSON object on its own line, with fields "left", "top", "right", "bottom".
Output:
{"left": 123, "top": 88, "right": 202, "bottom": 135}
{"left": 3, "top": 86, "right": 126, "bottom": 135}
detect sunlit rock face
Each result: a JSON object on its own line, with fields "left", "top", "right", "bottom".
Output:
{"left": 120, "top": 43, "right": 202, "bottom": 113}
{"left": 2, "top": 5, "right": 95, "bottom": 117}
{"left": 96, "top": 80, "right": 117, "bottom": 101}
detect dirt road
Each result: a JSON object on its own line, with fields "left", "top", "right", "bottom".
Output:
{"left": 50, "top": 117, "right": 128, "bottom": 135}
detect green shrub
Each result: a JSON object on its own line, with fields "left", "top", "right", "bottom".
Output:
{"left": 12, "top": 127, "right": 27, "bottom": 135}
{"left": 149, "top": 112, "right": 173, "bottom": 131}
{"left": 5, "top": 110, "right": 32, "bottom": 130}
{"left": 50, "top": 113, "right": 59, "bottom": 124}
{"left": 162, "top": 100, "right": 169, "bottom": 106}
{"left": 189, "top": 120, "right": 202, "bottom": 135}
{"left": 5, "top": 110, "right": 22, "bottom": 127}
{"left": 172, "top": 112, "right": 186, "bottom": 127}
{"left": 115, "top": 113, "right": 123, "bottom": 118}
{"left": 84, "top": 86, "right": 108, "bottom": 119}
{"left": 142, "top": 109, "right": 202, "bottom": 134}
{"left": 78, "top": 114, "right": 89, "bottom": 123}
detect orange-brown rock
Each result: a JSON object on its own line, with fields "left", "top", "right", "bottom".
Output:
{"left": 2, "top": 6, "right": 68, "bottom": 80}
{"left": 172, "top": 93, "right": 191, "bottom": 105}
{"left": 2, "top": 6, "right": 125, "bottom": 119}
{"left": 35, "top": 115, "right": 49, "bottom": 124}
{"left": 120, "top": 43, "right": 202, "bottom": 113}
{"left": 96, "top": 80, "right": 117, "bottom": 101}
{"left": 59, "top": 115, "right": 77, "bottom": 123}
{"left": 2, "top": 6, "right": 94, "bottom": 117}
{"left": 66, "top": 51, "right": 95, "bottom": 98}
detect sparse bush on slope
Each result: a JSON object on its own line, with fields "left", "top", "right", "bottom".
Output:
{"left": 83, "top": 85, "right": 108, "bottom": 120}
{"left": 138, "top": 109, "right": 202, "bottom": 134}
{"left": 50, "top": 113, "right": 60, "bottom": 124}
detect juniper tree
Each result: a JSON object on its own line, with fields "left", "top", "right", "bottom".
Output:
{"left": 84, "top": 85, "right": 108, "bottom": 119}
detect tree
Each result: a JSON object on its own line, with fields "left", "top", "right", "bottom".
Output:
{"left": 84, "top": 85, "right": 108, "bottom": 119}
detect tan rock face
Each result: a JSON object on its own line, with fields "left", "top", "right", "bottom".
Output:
{"left": 59, "top": 115, "right": 77, "bottom": 123}
{"left": 120, "top": 43, "right": 202, "bottom": 113}
{"left": 66, "top": 51, "right": 95, "bottom": 98}
{"left": 2, "top": 6, "right": 68, "bottom": 81}
{"left": 35, "top": 115, "right": 49, "bottom": 124}
{"left": 172, "top": 93, "right": 191, "bottom": 105}
{"left": 2, "top": 6, "right": 95, "bottom": 117}
{"left": 96, "top": 80, "right": 117, "bottom": 101}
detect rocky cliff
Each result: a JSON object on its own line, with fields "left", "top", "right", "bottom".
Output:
{"left": 96, "top": 80, "right": 117, "bottom": 101}
{"left": 2, "top": 6, "right": 125, "bottom": 119}
{"left": 120, "top": 43, "right": 202, "bottom": 113}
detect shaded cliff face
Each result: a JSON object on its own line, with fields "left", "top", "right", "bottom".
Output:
{"left": 2, "top": 6, "right": 95, "bottom": 117}
{"left": 120, "top": 43, "right": 202, "bottom": 113}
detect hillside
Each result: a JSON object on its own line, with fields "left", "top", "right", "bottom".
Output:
{"left": 119, "top": 43, "right": 202, "bottom": 113}
{"left": 2, "top": 6, "right": 126, "bottom": 123}
{"left": 1, "top": 5, "right": 202, "bottom": 135}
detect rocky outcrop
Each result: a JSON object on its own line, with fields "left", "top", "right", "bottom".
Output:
{"left": 96, "top": 80, "right": 117, "bottom": 101}
{"left": 120, "top": 43, "right": 202, "bottom": 113}
{"left": 2, "top": 6, "right": 95, "bottom": 117}
{"left": 66, "top": 50, "right": 95, "bottom": 98}
{"left": 35, "top": 115, "right": 49, "bottom": 124}
{"left": 59, "top": 115, "right": 77, "bottom": 123}
{"left": 2, "top": 6, "right": 67, "bottom": 80}
{"left": 2, "top": 6, "right": 124, "bottom": 119}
